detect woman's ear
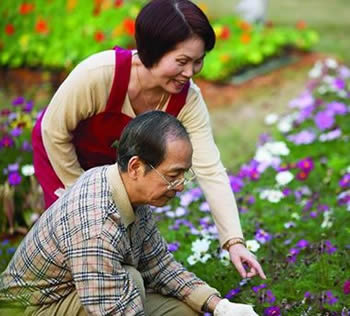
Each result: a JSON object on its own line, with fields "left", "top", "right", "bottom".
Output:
{"left": 127, "top": 156, "right": 145, "bottom": 180}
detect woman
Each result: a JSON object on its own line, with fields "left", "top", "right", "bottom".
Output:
{"left": 32, "top": 0, "right": 265, "bottom": 280}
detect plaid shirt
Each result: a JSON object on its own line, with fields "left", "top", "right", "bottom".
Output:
{"left": 0, "top": 164, "right": 218, "bottom": 315}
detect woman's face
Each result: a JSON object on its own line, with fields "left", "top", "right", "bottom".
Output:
{"left": 150, "top": 36, "right": 206, "bottom": 94}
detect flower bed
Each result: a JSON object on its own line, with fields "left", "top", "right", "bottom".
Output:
{"left": 1, "top": 58, "right": 349, "bottom": 313}
{"left": 155, "top": 58, "right": 350, "bottom": 314}
{"left": 1, "top": 0, "right": 318, "bottom": 81}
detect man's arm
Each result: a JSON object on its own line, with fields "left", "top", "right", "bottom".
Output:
{"left": 137, "top": 211, "right": 219, "bottom": 313}
{"left": 67, "top": 236, "right": 143, "bottom": 315}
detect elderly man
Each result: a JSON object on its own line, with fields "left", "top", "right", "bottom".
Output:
{"left": 1, "top": 111, "right": 258, "bottom": 315}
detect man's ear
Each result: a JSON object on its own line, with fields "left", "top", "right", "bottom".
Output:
{"left": 127, "top": 156, "right": 145, "bottom": 180}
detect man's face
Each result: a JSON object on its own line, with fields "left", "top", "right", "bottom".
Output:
{"left": 139, "top": 138, "right": 193, "bottom": 207}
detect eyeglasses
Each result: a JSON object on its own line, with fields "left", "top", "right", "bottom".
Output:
{"left": 148, "top": 163, "right": 196, "bottom": 190}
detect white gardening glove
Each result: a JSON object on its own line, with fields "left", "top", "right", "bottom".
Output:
{"left": 213, "top": 298, "right": 259, "bottom": 316}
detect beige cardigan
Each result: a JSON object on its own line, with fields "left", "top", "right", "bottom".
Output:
{"left": 41, "top": 50, "right": 243, "bottom": 246}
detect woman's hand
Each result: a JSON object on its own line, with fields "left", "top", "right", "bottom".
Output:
{"left": 229, "top": 243, "right": 266, "bottom": 279}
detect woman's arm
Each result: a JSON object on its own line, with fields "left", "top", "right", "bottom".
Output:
{"left": 177, "top": 81, "right": 244, "bottom": 246}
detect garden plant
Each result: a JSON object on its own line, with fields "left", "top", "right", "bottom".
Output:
{"left": 1, "top": 55, "right": 349, "bottom": 314}
{"left": 1, "top": 0, "right": 318, "bottom": 81}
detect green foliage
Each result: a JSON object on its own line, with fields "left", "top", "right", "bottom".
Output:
{"left": 0, "top": 0, "right": 318, "bottom": 81}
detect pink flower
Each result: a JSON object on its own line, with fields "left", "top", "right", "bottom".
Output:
{"left": 343, "top": 280, "right": 350, "bottom": 294}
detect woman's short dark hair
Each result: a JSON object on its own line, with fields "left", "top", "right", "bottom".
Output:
{"left": 117, "top": 111, "right": 190, "bottom": 172}
{"left": 135, "top": 0, "right": 216, "bottom": 68}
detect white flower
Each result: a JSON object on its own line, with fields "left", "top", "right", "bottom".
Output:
{"left": 199, "top": 253, "right": 212, "bottom": 263}
{"left": 265, "top": 141, "right": 290, "bottom": 156}
{"left": 165, "top": 211, "right": 175, "bottom": 218}
{"left": 308, "top": 62, "right": 323, "bottom": 78}
{"left": 338, "top": 90, "right": 347, "bottom": 98}
{"left": 346, "top": 166, "right": 350, "bottom": 173}
{"left": 277, "top": 119, "right": 293, "bottom": 133}
{"left": 174, "top": 207, "right": 186, "bottom": 217}
{"left": 191, "top": 238, "right": 211, "bottom": 254}
{"left": 317, "top": 86, "right": 328, "bottom": 95}
{"left": 264, "top": 113, "right": 278, "bottom": 125}
{"left": 246, "top": 240, "right": 260, "bottom": 252}
{"left": 187, "top": 254, "right": 200, "bottom": 265}
{"left": 291, "top": 212, "right": 301, "bottom": 220}
{"left": 21, "top": 164, "right": 35, "bottom": 177}
{"left": 321, "top": 211, "right": 333, "bottom": 229}
{"left": 276, "top": 170, "right": 294, "bottom": 186}
{"left": 325, "top": 58, "right": 338, "bottom": 69}
{"left": 260, "top": 189, "right": 284, "bottom": 203}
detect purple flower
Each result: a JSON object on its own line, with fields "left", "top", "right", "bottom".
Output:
{"left": 255, "top": 229, "right": 272, "bottom": 244}
{"left": 252, "top": 283, "right": 267, "bottom": 293}
{"left": 324, "top": 240, "right": 337, "bottom": 254}
{"left": 225, "top": 287, "right": 241, "bottom": 299}
{"left": 318, "top": 204, "right": 330, "bottom": 212}
{"left": 332, "top": 78, "right": 346, "bottom": 91}
{"left": 7, "top": 163, "right": 19, "bottom": 173}
{"left": 338, "top": 66, "right": 350, "bottom": 79}
{"left": 22, "top": 140, "right": 32, "bottom": 152}
{"left": 229, "top": 175, "right": 244, "bottom": 192}
{"left": 0, "top": 135, "right": 14, "bottom": 148}
{"left": 266, "top": 289, "right": 276, "bottom": 303}
{"left": 326, "top": 101, "right": 347, "bottom": 115}
{"left": 319, "top": 128, "right": 342, "bottom": 142}
{"left": 167, "top": 242, "right": 180, "bottom": 252}
{"left": 289, "top": 91, "right": 314, "bottom": 109}
{"left": 297, "top": 157, "right": 314, "bottom": 173}
{"left": 199, "top": 201, "right": 210, "bottom": 213}
{"left": 314, "top": 111, "right": 334, "bottom": 130}
{"left": 287, "top": 130, "right": 316, "bottom": 145}
{"left": 264, "top": 306, "right": 281, "bottom": 316}
{"left": 324, "top": 290, "right": 338, "bottom": 305}
{"left": 296, "top": 105, "right": 315, "bottom": 123}
{"left": 12, "top": 96, "right": 25, "bottom": 106}
{"left": 10, "top": 127, "right": 22, "bottom": 137}
{"left": 343, "top": 280, "right": 350, "bottom": 294}
{"left": 296, "top": 239, "right": 309, "bottom": 249}
{"left": 23, "top": 100, "right": 34, "bottom": 113}
{"left": 339, "top": 174, "right": 350, "bottom": 188}
{"left": 8, "top": 171, "right": 22, "bottom": 186}
{"left": 282, "top": 188, "right": 292, "bottom": 196}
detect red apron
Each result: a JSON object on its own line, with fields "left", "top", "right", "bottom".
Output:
{"left": 32, "top": 47, "right": 190, "bottom": 209}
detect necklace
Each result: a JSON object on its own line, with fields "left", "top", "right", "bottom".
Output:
{"left": 136, "top": 64, "right": 168, "bottom": 111}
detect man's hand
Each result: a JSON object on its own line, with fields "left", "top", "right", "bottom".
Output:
{"left": 229, "top": 243, "right": 266, "bottom": 279}
{"left": 213, "top": 299, "right": 258, "bottom": 316}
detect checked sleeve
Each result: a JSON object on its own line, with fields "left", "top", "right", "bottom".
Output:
{"left": 66, "top": 236, "right": 144, "bottom": 315}
{"left": 138, "top": 212, "right": 219, "bottom": 313}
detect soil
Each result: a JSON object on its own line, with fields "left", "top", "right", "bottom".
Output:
{"left": 194, "top": 51, "right": 325, "bottom": 109}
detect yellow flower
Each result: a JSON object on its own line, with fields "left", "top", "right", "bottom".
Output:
{"left": 112, "top": 24, "right": 124, "bottom": 38}
{"left": 19, "top": 35, "right": 30, "bottom": 50}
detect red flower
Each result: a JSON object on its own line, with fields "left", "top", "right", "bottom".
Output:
{"left": 296, "top": 170, "right": 309, "bottom": 181}
{"left": 123, "top": 18, "right": 135, "bottom": 36}
{"left": 94, "top": 30, "right": 105, "bottom": 42}
{"left": 19, "top": 3, "right": 35, "bottom": 15}
{"left": 238, "top": 21, "right": 251, "bottom": 32}
{"left": 114, "top": 0, "right": 123, "bottom": 7}
{"left": 35, "top": 19, "right": 49, "bottom": 34}
{"left": 5, "top": 24, "right": 15, "bottom": 35}
{"left": 344, "top": 280, "right": 350, "bottom": 294}
{"left": 220, "top": 26, "right": 230, "bottom": 40}
{"left": 296, "top": 20, "right": 307, "bottom": 30}
{"left": 240, "top": 33, "right": 251, "bottom": 44}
